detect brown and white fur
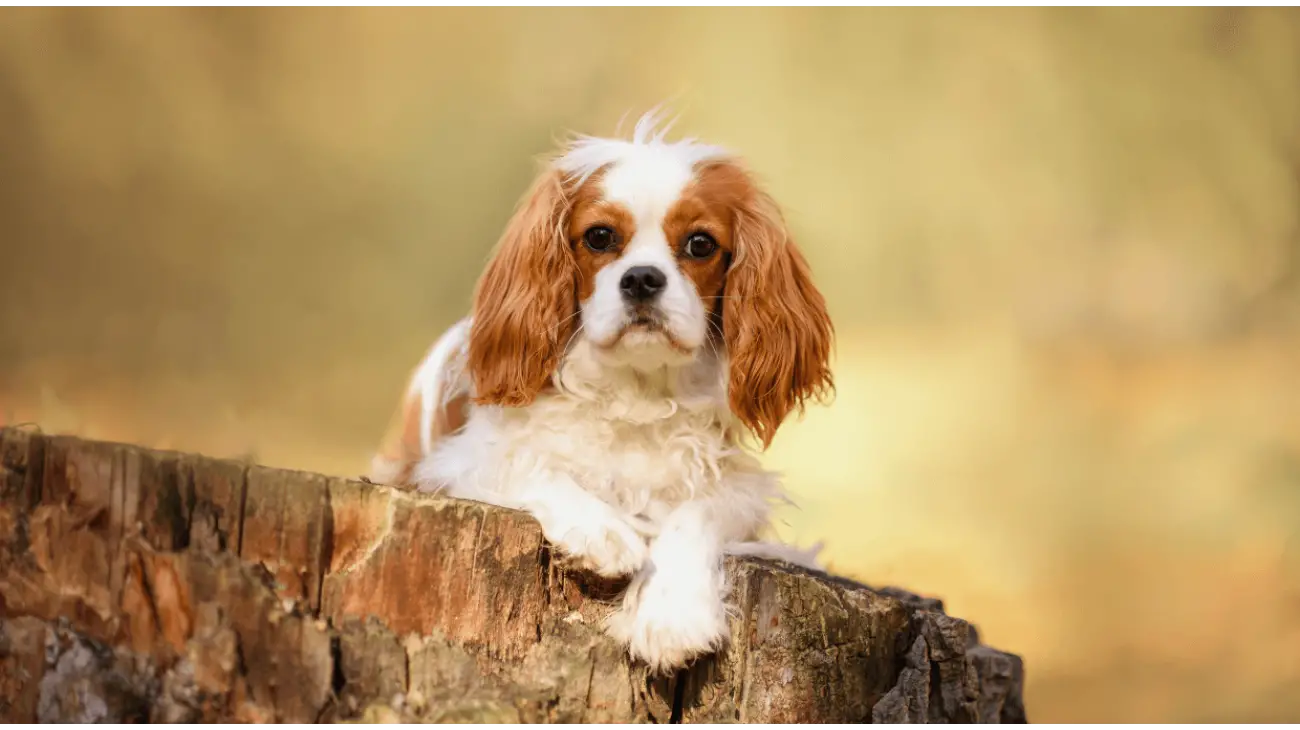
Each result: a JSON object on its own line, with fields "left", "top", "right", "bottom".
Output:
{"left": 369, "top": 113, "right": 834, "bottom": 671}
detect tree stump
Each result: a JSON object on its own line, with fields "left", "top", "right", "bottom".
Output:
{"left": 0, "top": 427, "right": 1026, "bottom": 722}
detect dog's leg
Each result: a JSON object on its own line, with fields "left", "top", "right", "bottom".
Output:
{"left": 606, "top": 499, "right": 736, "bottom": 673}
{"left": 516, "top": 475, "right": 649, "bottom": 579}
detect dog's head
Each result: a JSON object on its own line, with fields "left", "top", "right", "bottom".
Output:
{"left": 467, "top": 113, "right": 834, "bottom": 447}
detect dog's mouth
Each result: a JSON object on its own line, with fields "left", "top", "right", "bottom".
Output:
{"left": 626, "top": 312, "right": 661, "bottom": 331}
{"left": 596, "top": 311, "right": 693, "bottom": 355}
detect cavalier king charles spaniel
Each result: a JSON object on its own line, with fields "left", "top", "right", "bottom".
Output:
{"left": 368, "top": 112, "right": 834, "bottom": 672}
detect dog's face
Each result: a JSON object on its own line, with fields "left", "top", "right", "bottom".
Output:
{"left": 467, "top": 116, "right": 834, "bottom": 447}
{"left": 568, "top": 150, "right": 743, "bottom": 366}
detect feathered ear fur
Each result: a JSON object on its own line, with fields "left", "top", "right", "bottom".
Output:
{"left": 467, "top": 166, "right": 576, "bottom": 406}
{"left": 722, "top": 175, "right": 834, "bottom": 448}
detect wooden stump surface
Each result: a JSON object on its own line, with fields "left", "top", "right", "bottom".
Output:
{"left": 0, "top": 427, "right": 1026, "bottom": 723}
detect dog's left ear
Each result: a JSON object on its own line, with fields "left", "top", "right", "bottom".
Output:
{"left": 721, "top": 170, "right": 834, "bottom": 448}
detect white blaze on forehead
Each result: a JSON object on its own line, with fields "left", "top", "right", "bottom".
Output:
{"left": 600, "top": 149, "right": 695, "bottom": 223}
{"left": 556, "top": 111, "right": 730, "bottom": 217}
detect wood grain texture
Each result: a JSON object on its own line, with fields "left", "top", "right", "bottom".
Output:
{"left": 0, "top": 427, "right": 1027, "bottom": 723}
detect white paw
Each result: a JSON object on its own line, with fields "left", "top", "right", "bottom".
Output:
{"left": 606, "top": 576, "right": 730, "bottom": 673}
{"left": 543, "top": 512, "right": 648, "bottom": 578}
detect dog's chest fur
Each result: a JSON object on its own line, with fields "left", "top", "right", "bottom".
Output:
{"left": 417, "top": 341, "right": 773, "bottom": 525}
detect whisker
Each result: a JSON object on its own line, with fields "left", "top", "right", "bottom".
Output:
{"left": 705, "top": 317, "right": 727, "bottom": 359}
{"left": 526, "top": 309, "right": 585, "bottom": 362}
{"left": 561, "top": 322, "right": 587, "bottom": 354}
{"left": 554, "top": 322, "right": 587, "bottom": 392}
{"left": 543, "top": 309, "right": 584, "bottom": 336}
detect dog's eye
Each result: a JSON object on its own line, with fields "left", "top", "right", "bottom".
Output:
{"left": 583, "top": 226, "right": 618, "bottom": 252}
{"left": 683, "top": 232, "right": 718, "bottom": 259}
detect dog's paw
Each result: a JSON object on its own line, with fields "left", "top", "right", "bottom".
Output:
{"left": 606, "top": 577, "right": 729, "bottom": 672}
{"left": 545, "top": 512, "right": 648, "bottom": 578}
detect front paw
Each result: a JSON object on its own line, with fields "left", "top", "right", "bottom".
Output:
{"left": 544, "top": 513, "right": 648, "bottom": 578}
{"left": 606, "top": 578, "right": 729, "bottom": 673}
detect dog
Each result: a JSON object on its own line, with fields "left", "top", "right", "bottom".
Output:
{"left": 368, "top": 112, "right": 834, "bottom": 671}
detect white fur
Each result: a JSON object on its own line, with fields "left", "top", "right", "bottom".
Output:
{"left": 376, "top": 114, "right": 822, "bottom": 671}
{"left": 367, "top": 319, "right": 470, "bottom": 485}
{"left": 605, "top": 499, "right": 731, "bottom": 672}
{"left": 413, "top": 318, "right": 471, "bottom": 454}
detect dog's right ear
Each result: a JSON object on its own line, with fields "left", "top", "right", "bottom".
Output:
{"left": 467, "top": 166, "right": 577, "bottom": 407}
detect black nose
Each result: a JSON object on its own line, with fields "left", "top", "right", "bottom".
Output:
{"left": 619, "top": 266, "right": 667, "bottom": 302}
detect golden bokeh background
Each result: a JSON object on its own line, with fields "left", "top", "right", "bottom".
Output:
{"left": 3, "top": 7, "right": 1300, "bottom": 722}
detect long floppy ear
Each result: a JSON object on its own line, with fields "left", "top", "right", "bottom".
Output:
{"left": 467, "top": 165, "right": 576, "bottom": 406}
{"left": 724, "top": 182, "right": 834, "bottom": 448}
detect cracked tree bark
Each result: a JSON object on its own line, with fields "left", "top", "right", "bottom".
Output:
{"left": 0, "top": 427, "right": 1026, "bottom": 723}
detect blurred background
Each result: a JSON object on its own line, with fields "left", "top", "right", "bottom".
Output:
{"left": 2, "top": 7, "right": 1299, "bottom": 721}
